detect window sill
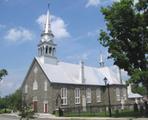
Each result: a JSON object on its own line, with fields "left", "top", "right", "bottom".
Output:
{"left": 75, "top": 103, "right": 80, "bottom": 105}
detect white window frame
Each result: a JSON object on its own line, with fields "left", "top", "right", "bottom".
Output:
{"left": 33, "top": 80, "right": 38, "bottom": 90}
{"left": 96, "top": 88, "right": 101, "bottom": 102}
{"left": 74, "top": 88, "right": 80, "bottom": 104}
{"left": 24, "top": 84, "right": 28, "bottom": 93}
{"left": 44, "top": 81, "right": 47, "bottom": 91}
{"left": 86, "top": 88, "right": 91, "bottom": 103}
{"left": 61, "top": 88, "right": 67, "bottom": 105}
{"left": 116, "top": 88, "right": 120, "bottom": 101}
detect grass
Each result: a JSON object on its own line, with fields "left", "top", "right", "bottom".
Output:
{"left": 63, "top": 109, "right": 144, "bottom": 117}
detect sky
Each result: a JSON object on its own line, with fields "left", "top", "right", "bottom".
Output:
{"left": 0, "top": 0, "right": 123, "bottom": 97}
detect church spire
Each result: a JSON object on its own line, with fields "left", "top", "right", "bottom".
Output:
{"left": 40, "top": 3, "right": 54, "bottom": 42}
{"left": 38, "top": 4, "right": 58, "bottom": 65}
{"left": 44, "top": 3, "right": 51, "bottom": 34}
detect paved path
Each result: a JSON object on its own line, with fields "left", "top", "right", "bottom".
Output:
{"left": 0, "top": 114, "right": 148, "bottom": 120}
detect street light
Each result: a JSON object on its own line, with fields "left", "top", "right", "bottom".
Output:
{"left": 104, "top": 77, "right": 112, "bottom": 117}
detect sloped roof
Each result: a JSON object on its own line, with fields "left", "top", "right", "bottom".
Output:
{"left": 128, "top": 92, "right": 143, "bottom": 98}
{"left": 36, "top": 57, "right": 125, "bottom": 86}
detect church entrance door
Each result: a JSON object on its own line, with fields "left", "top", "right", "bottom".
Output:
{"left": 33, "top": 101, "right": 38, "bottom": 112}
{"left": 44, "top": 103, "right": 48, "bottom": 113}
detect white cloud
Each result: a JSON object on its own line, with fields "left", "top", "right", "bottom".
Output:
{"left": 86, "top": 0, "right": 139, "bottom": 7}
{"left": 113, "top": 0, "right": 138, "bottom": 5}
{"left": 66, "top": 52, "right": 91, "bottom": 62}
{"left": 36, "top": 14, "right": 70, "bottom": 40}
{"left": 86, "top": 0, "right": 100, "bottom": 7}
{"left": 4, "top": 27, "right": 34, "bottom": 42}
{"left": 0, "top": 69, "right": 25, "bottom": 97}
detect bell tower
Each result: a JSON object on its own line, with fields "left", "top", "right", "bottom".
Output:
{"left": 38, "top": 4, "right": 58, "bottom": 64}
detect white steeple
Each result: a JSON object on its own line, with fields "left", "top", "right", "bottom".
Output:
{"left": 45, "top": 4, "right": 51, "bottom": 34}
{"left": 38, "top": 4, "right": 58, "bottom": 65}
{"left": 99, "top": 52, "right": 104, "bottom": 67}
{"left": 40, "top": 3, "right": 54, "bottom": 43}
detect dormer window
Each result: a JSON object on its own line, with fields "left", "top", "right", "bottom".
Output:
{"left": 33, "top": 80, "right": 38, "bottom": 90}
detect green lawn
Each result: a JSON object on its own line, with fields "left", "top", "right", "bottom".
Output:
{"left": 63, "top": 110, "right": 144, "bottom": 117}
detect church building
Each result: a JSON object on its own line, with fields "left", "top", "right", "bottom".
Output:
{"left": 21, "top": 6, "right": 129, "bottom": 113}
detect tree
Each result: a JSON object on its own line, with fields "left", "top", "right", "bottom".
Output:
{"left": 9, "top": 89, "right": 22, "bottom": 111}
{"left": 0, "top": 89, "right": 22, "bottom": 111}
{"left": 99, "top": 0, "right": 148, "bottom": 94}
{"left": 0, "top": 69, "right": 8, "bottom": 81}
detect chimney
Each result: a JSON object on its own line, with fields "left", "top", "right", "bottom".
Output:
{"left": 117, "top": 67, "right": 123, "bottom": 84}
{"left": 79, "top": 60, "right": 85, "bottom": 84}
{"left": 127, "top": 84, "right": 132, "bottom": 94}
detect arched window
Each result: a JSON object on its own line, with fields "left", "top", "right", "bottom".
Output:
{"left": 42, "top": 47, "right": 44, "bottom": 54}
{"left": 41, "top": 48, "right": 42, "bottom": 55}
{"left": 74, "top": 88, "right": 80, "bottom": 104}
{"left": 52, "top": 48, "right": 55, "bottom": 55}
{"left": 116, "top": 88, "right": 120, "bottom": 101}
{"left": 96, "top": 88, "right": 101, "bottom": 102}
{"left": 45, "top": 46, "right": 48, "bottom": 54}
{"left": 44, "top": 81, "right": 47, "bottom": 91}
{"left": 33, "top": 80, "right": 38, "bottom": 90}
{"left": 86, "top": 88, "right": 91, "bottom": 103}
{"left": 49, "top": 47, "right": 52, "bottom": 54}
{"left": 61, "top": 88, "right": 67, "bottom": 105}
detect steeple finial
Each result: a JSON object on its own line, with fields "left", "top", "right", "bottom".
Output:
{"left": 99, "top": 51, "right": 104, "bottom": 67}
{"left": 44, "top": 3, "right": 51, "bottom": 34}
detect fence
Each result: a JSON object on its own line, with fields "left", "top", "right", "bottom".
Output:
{"left": 59, "top": 103, "right": 148, "bottom": 117}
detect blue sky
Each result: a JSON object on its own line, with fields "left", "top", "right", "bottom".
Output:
{"left": 0, "top": 0, "right": 118, "bottom": 96}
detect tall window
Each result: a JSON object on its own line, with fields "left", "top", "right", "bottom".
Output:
{"left": 44, "top": 81, "right": 47, "bottom": 91}
{"left": 33, "top": 80, "right": 38, "bottom": 90}
{"left": 86, "top": 88, "right": 91, "bottom": 103}
{"left": 96, "top": 88, "right": 101, "bottom": 102}
{"left": 61, "top": 88, "right": 67, "bottom": 105}
{"left": 122, "top": 88, "right": 127, "bottom": 100}
{"left": 24, "top": 84, "right": 28, "bottom": 93}
{"left": 74, "top": 88, "right": 80, "bottom": 104}
{"left": 116, "top": 88, "right": 120, "bottom": 101}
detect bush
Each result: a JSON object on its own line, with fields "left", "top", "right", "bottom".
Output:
{"left": 0, "top": 108, "right": 11, "bottom": 114}
{"left": 19, "top": 106, "right": 35, "bottom": 119}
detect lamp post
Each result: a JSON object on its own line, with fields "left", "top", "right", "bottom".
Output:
{"left": 104, "top": 77, "right": 112, "bottom": 117}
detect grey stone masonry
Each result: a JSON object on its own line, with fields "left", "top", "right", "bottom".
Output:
{"left": 22, "top": 59, "right": 127, "bottom": 113}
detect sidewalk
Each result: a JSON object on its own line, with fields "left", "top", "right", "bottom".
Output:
{"left": 1, "top": 113, "right": 148, "bottom": 120}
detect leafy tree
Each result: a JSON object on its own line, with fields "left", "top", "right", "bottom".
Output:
{"left": 0, "top": 69, "right": 8, "bottom": 81}
{"left": 0, "top": 89, "right": 22, "bottom": 112}
{"left": 99, "top": 0, "right": 148, "bottom": 94}
{"left": 9, "top": 89, "right": 22, "bottom": 111}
